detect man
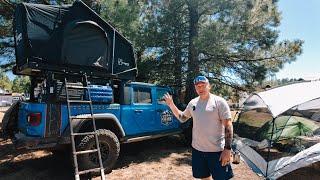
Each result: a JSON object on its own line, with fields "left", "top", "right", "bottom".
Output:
{"left": 164, "top": 75, "right": 234, "bottom": 180}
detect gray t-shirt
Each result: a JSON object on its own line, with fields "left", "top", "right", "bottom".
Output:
{"left": 180, "top": 93, "right": 232, "bottom": 152}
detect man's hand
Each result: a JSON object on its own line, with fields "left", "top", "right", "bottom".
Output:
{"left": 162, "top": 93, "right": 188, "bottom": 123}
{"left": 219, "top": 149, "right": 231, "bottom": 166}
{"left": 163, "top": 93, "right": 174, "bottom": 107}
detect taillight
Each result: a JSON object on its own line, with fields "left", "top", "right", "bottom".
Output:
{"left": 28, "top": 113, "right": 41, "bottom": 126}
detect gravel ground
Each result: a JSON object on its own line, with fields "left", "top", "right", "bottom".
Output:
{"left": 1, "top": 107, "right": 319, "bottom": 180}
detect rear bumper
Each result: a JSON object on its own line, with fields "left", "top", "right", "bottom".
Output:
{"left": 13, "top": 132, "right": 70, "bottom": 150}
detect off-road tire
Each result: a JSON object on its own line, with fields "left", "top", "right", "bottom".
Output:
{"left": 77, "top": 129, "right": 120, "bottom": 174}
{"left": 1, "top": 102, "right": 19, "bottom": 138}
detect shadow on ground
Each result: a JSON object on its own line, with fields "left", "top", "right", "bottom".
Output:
{"left": 0, "top": 135, "right": 190, "bottom": 180}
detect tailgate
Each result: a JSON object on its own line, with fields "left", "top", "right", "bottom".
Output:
{"left": 17, "top": 102, "right": 47, "bottom": 137}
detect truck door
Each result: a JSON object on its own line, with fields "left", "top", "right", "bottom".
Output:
{"left": 155, "top": 88, "right": 179, "bottom": 130}
{"left": 131, "top": 86, "right": 156, "bottom": 132}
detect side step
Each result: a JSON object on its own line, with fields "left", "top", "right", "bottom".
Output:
{"left": 122, "top": 130, "right": 183, "bottom": 144}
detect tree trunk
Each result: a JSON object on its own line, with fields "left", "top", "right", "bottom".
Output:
{"left": 185, "top": 2, "right": 199, "bottom": 103}
{"left": 173, "top": 31, "right": 183, "bottom": 102}
{"left": 135, "top": 50, "right": 144, "bottom": 81}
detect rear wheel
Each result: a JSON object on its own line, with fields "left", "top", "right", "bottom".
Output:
{"left": 77, "top": 129, "right": 120, "bottom": 174}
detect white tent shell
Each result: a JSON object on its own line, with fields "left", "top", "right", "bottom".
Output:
{"left": 245, "top": 81, "right": 320, "bottom": 118}
{"left": 235, "top": 81, "right": 320, "bottom": 179}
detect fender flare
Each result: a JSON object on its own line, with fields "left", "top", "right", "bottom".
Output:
{"left": 68, "top": 113, "right": 125, "bottom": 137}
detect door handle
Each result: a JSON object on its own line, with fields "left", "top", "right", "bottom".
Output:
{"left": 134, "top": 110, "right": 143, "bottom": 113}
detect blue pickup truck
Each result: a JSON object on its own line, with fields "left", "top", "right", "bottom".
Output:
{"left": 2, "top": 81, "right": 191, "bottom": 172}
{"left": 2, "top": 1, "right": 192, "bottom": 174}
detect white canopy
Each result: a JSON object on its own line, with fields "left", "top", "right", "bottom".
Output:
{"left": 244, "top": 81, "right": 320, "bottom": 118}
{"left": 237, "top": 81, "right": 320, "bottom": 178}
{"left": 235, "top": 139, "right": 320, "bottom": 179}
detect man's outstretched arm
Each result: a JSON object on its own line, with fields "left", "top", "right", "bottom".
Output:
{"left": 163, "top": 93, "right": 190, "bottom": 122}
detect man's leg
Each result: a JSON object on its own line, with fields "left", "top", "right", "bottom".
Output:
{"left": 192, "top": 148, "right": 211, "bottom": 179}
{"left": 206, "top": 152, "right": 234, "bottom": 180}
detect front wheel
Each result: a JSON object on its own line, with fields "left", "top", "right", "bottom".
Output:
{"left": 77, "top": 129, "right": 120, "bottom": 174}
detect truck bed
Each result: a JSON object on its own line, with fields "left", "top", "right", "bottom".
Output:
{"left": 17, "top": 102, "right": 121, "bottom": 138}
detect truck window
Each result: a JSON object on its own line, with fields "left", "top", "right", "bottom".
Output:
{"left": 133, "top": 87, "right": 152, "bottom": 104}
{"left": 123, "top": 86, "right": 131, "bottom": 105}
{"left": 157, "top": 89, "right": 169, "bottom": 104}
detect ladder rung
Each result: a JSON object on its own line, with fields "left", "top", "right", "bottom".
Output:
{"left": 68, "top": 100, "right": 91, "bottom": 103}
{"left": 70, "top": 116, "right": 93, "bottom": 119}
{"left": 66, "top": 85, "right": 88, "bottom": 89}
{"left": 72, "top": 132, "right": 96, "bottom": 136}
{"left": 78, "top": 167, "right": 102, "bottom": 175}
{"left": 75, "top": 149, "right": 98, "bottom": 155}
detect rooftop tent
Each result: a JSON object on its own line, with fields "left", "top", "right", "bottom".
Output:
{"left": 234, "top": 81, "right": 320, "bottom": 179}
{"left": 14, "top": 3, "right": 70, "bottom": 68}
{"left": 13, "top": 1, "right": 137, "bottom": 80}
{"left": 61, "top": 21, "right": 108, "bottom": 68}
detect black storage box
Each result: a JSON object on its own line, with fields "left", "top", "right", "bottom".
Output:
{"left": 54, "top": 81, "right": 85, "bottom": 101}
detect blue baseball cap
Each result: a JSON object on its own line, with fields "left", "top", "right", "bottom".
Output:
{"left": 193, "top": 75, "right": 209, "bottom": 85}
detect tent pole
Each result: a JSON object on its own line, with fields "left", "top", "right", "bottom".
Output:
{"left": 266, "top": 117, "right": 276, "bottom": 177}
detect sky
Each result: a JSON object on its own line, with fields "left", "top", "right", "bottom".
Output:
{"left": 276, "top": 0, "right": 320, "bottom": 80}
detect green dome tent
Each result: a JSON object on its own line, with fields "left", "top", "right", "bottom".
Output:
{"left": 257, "top": 116, "right": 318, "bottom": 141}
{"left": 234, "top": 81, "right": 320, "bottom": 179}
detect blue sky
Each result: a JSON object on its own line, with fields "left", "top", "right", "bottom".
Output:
{"left": 276, "top": 0, "right": 320, "bottom": 80}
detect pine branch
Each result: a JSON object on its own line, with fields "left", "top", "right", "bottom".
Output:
{"left": 2, "top": 0, "right": 14, "bottom": 7}
{"left": 229, "top": 55, "right": 285, "bottom": 62}
{"left": 200, "top": 51, "right": 288, "bottom": 63}
{"left": 212, "top": 77, "right": 246, "bottom": 91}
{"left": 0, "top": 61, "right": 15, "bottom": 70}
{"left": 0, "top": 41, "right": 14, "bottom": 48}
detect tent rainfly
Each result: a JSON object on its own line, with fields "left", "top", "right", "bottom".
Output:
{"left": 234, "top": 81, "right": 320, "bottom": 179}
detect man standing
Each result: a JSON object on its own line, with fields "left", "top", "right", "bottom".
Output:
{"left": 164, "top": 75, "right": 234, "bottom": 180}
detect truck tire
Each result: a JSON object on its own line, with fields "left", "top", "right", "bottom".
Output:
{"left": 1, "top": 102, "right": 19, "bottom": 138}
{"left": 77, "top": 129, "right": 120, "bottom": 174}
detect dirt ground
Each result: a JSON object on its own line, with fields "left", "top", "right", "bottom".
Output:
{"left": 0, "top": 107, "right": 319, "bottom": 180}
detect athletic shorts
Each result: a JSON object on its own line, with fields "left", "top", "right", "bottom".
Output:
{"left": 192, "top": 148, "right": 234, "bottom": 180}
